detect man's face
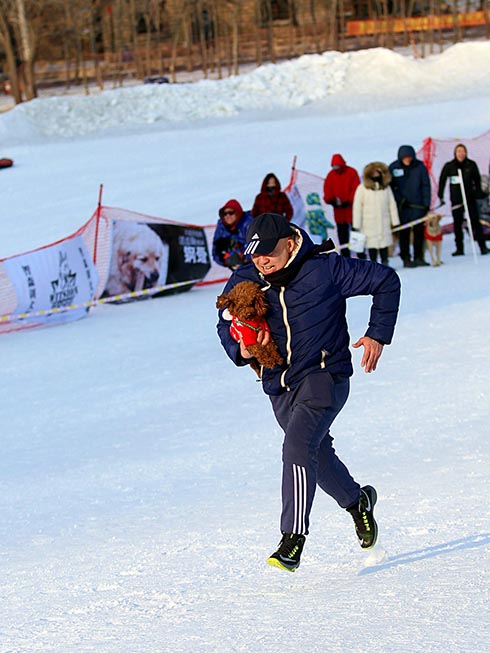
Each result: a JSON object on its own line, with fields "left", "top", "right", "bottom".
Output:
{"left": 402, "top": 156, "right": 413, "bottom": 167}
{"left": 251, "top": 237, "right": 295, "bottom": 275}
{"left": 455, "top": 146, "right": 466, "bottom": 162}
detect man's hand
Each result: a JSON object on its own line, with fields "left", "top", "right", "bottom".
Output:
{"left": 352, "top": 336, "right": 384, "bottom": 373}
{"left": 239, "top": 329, "right": 271, "bottom": 359}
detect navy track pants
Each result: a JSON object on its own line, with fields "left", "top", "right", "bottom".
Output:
{"left": 270, "top": 371, "right": 360, "bottom": 535}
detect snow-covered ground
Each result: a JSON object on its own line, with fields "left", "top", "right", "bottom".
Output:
{"left": 1, "top": 42, "right": 489, "bottom": 652}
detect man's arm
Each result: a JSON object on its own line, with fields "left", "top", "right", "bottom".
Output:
{"left": 438, "top": 162, "right": 449, "bottom": 201}
{"left": 330, "top": 253, "right": 401, "bottom": 348}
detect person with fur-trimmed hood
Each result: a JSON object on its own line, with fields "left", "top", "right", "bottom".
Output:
{"left": 212, "top": 199, "right": 253, "bottom": 270}
{"left": 389, "top": 145, "right": 431, "bottom": 267}
{"left": 352, "top": 162, "right": 400, "bottom": 265}
{"left": 251, "top": 173, "right": 294, "bottom": 221}
{"left": 323, "top": 154, "right": 360, "bottom": 257}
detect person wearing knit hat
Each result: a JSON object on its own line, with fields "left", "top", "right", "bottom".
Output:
{"left": 212, "top": 199, "right": 253, "bottom": 270}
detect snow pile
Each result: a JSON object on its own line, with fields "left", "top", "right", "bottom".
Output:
{"left": 1, "top": 41, "right": 490, "bottom": 141}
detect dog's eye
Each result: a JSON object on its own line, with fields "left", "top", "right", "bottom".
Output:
{"left": 138, "top": 256, "right": 148, "bottom": 263}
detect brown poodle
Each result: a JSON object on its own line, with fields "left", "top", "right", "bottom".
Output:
{"left": 216, "top": 281, "right": 283, "bottom": 376}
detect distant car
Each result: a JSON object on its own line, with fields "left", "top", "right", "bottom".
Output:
{"left": 144, "top": 76, "right": 170, "bottom": 85}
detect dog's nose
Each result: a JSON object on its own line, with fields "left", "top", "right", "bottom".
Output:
{"left": 148, "top": 271, "right": 160, "bottom": 283}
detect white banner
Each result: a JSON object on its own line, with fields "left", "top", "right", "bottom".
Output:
{"left": 3, "top": 236, "right": 98, "bottom": 325}
{"left": 285, "top": 171, "right": 337, "bottom": 245}
{"left": 285, "top": 182, "right": 307, "bottom": 229}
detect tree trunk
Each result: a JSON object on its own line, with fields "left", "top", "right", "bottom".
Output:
{"left": 211, "top": 0, "right": 222, "bottom": 79}
{"left": 0, "top": 8, "right": 23, "bottom": 103}
{"left": 265, "top": 0, "right": 276, "bottom": 62}
{"left": 309, "top": 0, "right": 321, "bottom": 53}
{"left": 254, "top": 0, "right": 263, "bottom": 67}
{"left": 16, "top": 0, "right": 37, "bottom": 99}
{"left": 89, "top": 2, "right": 104, "bottom": 90}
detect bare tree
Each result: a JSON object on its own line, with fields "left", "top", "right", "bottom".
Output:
{"left": 0, "top": 1, "right": 23, "bottom": 103}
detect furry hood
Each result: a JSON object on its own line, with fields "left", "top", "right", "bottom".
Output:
{"left": 362, "top": 162, "right": 392, "bottom": 190}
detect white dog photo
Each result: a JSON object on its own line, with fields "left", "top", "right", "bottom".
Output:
{"left": 104, "top": 221, "right": 169, "bottom": 297}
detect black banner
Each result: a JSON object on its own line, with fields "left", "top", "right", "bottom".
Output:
{"left": 102, "top": 220, "right": 210, "bottom": 300}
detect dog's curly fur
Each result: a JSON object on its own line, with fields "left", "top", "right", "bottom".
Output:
{"left": 216, "top": 281, "right": 283, "bottom": 376}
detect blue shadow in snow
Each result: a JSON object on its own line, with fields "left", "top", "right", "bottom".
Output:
{"left": 358, "top": 532, "right": 490, "bottom": 576}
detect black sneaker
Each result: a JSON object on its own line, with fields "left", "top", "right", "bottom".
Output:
{"left": 413, "top": 258, "right": 430, "bottom": 267}
{"left": 452, "top": 250, "right": 464, "bottom": 257}
{"left": 347, "top": 485, "right": 378, "bottom": 550}
{"left": 267, "top": 533, "right": 306, "bottom": 572}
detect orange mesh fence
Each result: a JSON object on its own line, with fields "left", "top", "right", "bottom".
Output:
{"left": 0, "top": 205, "right": 229, "bottom": 334}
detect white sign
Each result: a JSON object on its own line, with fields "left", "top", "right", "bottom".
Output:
{"left": 3, "top": 236, "right": 98, "bottom": 325}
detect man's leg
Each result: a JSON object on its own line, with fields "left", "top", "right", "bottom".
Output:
{"left": 413, "top": 222, "right": 427, "bottom": 262}
{"left": 337, "top": 223, "right": 350, "bottom": 258}
{"left": 452, "top": 206, "right": 465, "bottom": 254}
{"left": 398, "top": 226, "right": 411, "bottom": 264}
{"left": 271, "top": 374, "right": 359, "bottom": 535}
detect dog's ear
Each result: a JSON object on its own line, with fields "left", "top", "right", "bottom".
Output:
{"left": 253, "top": 290, "right": 268, "bottom": 316}
{"left": 216, "top": 294, "right": 230, "bottom": 309}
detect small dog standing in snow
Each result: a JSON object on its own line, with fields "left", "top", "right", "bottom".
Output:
{"left": 216, "top": 280, "right": 283, "bottom": 377}
{"left": 424, "top": 213, "right": 443, "bottom": 266}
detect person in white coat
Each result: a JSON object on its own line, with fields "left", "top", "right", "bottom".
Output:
{"left": 353, "top": 162, "right": 400, "bottom": 265}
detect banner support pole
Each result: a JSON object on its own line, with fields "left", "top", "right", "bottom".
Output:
{"left": 93, "top": 184, "right": 103, "bottom": 266}
{"left": 457, "top": 169, "right": 478, "bottom": 265}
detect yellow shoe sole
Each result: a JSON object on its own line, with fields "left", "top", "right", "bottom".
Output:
{"left": 266, "top": 557, "right": 297, "bottom": 572}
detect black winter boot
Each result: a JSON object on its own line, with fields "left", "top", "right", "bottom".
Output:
{"left": 267, "top": 533, "right": 306, "bottom": 572}
{"left": 347, "top": 485, "right": 378, "bottom": 550}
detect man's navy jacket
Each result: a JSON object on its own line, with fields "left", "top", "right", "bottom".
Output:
{"left": 217, "top": 228, "right": 401, "bottom": 396}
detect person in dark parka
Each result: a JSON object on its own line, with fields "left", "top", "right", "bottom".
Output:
{"left": 217, "top": 213, "right": 401, "bottom": 572}
{"left": 438, "top": 143, "right": 489, "bottom": 256}
{"left": 251, "top": 173, "right": 294, "bottom": 221}
{"left": 389, "top": 145, "right": 431, "bottom": 267}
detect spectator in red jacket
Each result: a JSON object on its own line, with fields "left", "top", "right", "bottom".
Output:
{"left": 251, "top": 173, "right": 294, "bottom": 221}
{"left": 323, "top": 154, "right": 360, "bottom": 257}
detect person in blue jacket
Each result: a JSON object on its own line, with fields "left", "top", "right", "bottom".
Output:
{"left": 389, "top": 145, "right": 431, "bottom": 267}
{"left": 212, "top": 199, "right": 253, "bottom": 270}
{"left": 217, "top": 213, "right": 401, "bottom": 572}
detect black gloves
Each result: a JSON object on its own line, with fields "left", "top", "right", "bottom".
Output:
{"left": 225, "top": 252, "right": 243, "bottom": 269}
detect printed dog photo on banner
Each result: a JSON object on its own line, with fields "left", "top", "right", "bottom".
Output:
{"left": 148, "top": 222, "right": 211, "bottom": 296}
{"left": 103, "top": 221, "right": 169, "bottom": 298}
{"left": 102, "top": 219, "right": 211, "bottom": 300}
